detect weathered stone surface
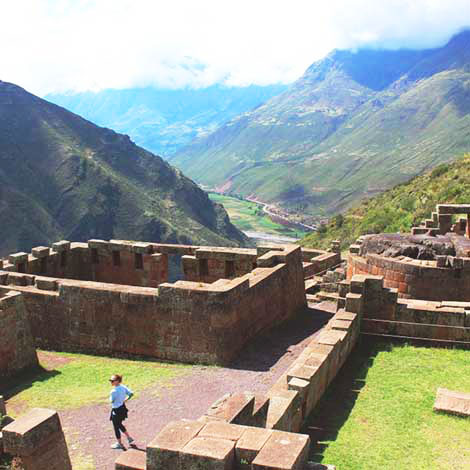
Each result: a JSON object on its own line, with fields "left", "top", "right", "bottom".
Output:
{"left": 205, "top": 393, "right": 255, "bottom": 425}
{"left": 181, "top": 437, "right": 235, "bottom": 470}
{"left": 235, "top": 427, "right": 272, "bottom": 467}
{"left": 0, "top": 292, "right": 38, "bottom": 379}
{"left": 433, "top": 388, "right": 470, "bottom": 417}
{"left": 2, "top": 408, "right": 72, "bottom": 470}
{"left": 199, "top": 422, "right": 246, "bottom": 441}
{"left": 31, "top": 247, "right": 50, "bottom": 258}
{"left": 52, "top": 240, "right": 71, "bottom": 252}
{"left": 252, "top": 431, "right": 310, "bottom": 470}
{"left": 8, "top": 252, "right": 28, "bottom": 264}
{"left": 115, "top": 448, "right": 147, "bottom": 470}
{"left": 147, "top": 420, "right": 204, "bottom": 470}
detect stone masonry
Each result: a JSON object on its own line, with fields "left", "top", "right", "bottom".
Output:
{"left": 0, "top": 290, "right": 38, "bottom": 379}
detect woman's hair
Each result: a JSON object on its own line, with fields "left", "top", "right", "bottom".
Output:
{"left": 110, "top": 374, "right": 122, "bottom": 383}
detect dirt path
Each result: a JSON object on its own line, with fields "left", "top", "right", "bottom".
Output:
{"left": 59, "top": 307, "right": 332, "bottom": 470}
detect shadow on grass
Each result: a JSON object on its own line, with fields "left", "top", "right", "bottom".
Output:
{"left": 228, "top": 305, "right": 334, "bottom": 372}
{"left": 0, "top": 365, "right": 61, "bottom": 399}
{"left": 303, "top": 338, "right": 393, "bottom": 463}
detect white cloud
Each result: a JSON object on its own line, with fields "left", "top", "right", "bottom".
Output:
{"left": 1, "top": 0, "right": 469, "bottom": 95}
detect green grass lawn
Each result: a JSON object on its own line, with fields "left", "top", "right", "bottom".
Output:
{"left": 308, "top": 341, "right": 470, "bottom": 470}
{"left": 209, "top": 192, "right": 308, "bottom": 238}
{"left": 3, "top": 350, "right": 192, "bottom": 414}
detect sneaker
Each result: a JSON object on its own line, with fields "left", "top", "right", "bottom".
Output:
{"left": 111, "top": 442, "right": 124, "bottom": 450}
{"left": 127, "top": 437, "right": 135, "bottom": 445}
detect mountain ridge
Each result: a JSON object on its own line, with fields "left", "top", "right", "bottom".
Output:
{"left": 0, "top": 80, "right": 247, "bottom": 256}
{"left": 171, "top": 30, "right": 470, "bottom": 216}
{"left": 45, "top": 84, "right": 287, "bottom": 157}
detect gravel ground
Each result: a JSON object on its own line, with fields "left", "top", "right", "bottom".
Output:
{"left": 59, "top": 306, "right": 332, "bottom": 470}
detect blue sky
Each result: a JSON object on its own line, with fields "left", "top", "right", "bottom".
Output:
{"left": 1, "top": 0, "right": 469, "bottom": 95}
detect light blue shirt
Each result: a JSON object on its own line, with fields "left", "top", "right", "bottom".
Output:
{"left": 110, "top": 384, "right": 133, "bottom": 409}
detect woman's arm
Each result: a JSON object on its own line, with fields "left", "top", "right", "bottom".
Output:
{"left": 125, "top": 387, "right": 134, "bottom": 401}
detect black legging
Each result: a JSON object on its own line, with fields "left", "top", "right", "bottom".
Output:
{"left": 110, "top": 405, "right": 128, "bottom": 439}
{"left": 111, "top": 413, "right": 127, "bottom": 439}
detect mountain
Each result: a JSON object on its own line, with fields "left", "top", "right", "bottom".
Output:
{"left": 0, "top": 80, "right": 248, "bottom": 256}
{"left": 301, "top": 153, "right": 470, "bottom": 250}
{"left": 171, "top": 30, "right": 470, "bottom": 216}
{"left": 45, "top": 84, "right": 287, "bottom": 157}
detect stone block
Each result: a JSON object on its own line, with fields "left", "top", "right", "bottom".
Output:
{"left": 266, "top": 390, "right": 300, "bottom": 432}
{"left": 181, "top": 437, "right": 235, "bottom": 470}
{"left": 287, "top": 377, "right": 310, "bottom": 404}
{"left": 345, "top": 293, "right": 363, "bottom": 314}
{"left": 6, "top": 273, "right": 28, "bottom": 286}
{"left": 436, "top": 255, "right": 447, "bottom": 268}
{"left": 8, "top": 252, "right": 28, "bottom": 264}
{"left": 31, "top": 247, "right": 50, "bottom": 258}
{"left": 433, "top": 388, "right": 470, "bottom": 417}
{"left": 235, "top": 427, "right": 272, "bottom": 467}
{"left": 349, "top": 245, "right": 361, "bottom": 254}
{"left": 330, "top": 319, "right": 352, "bottom": 331}
{"left": 147, "top": 420, "right": 204, "bottom": 470}
{"left": 252, "top": 431, "right": 310, "bottom": 470}
{"left": 87, "top": 239, "right": 109, "bottom": 249}
{"left": 52, "top": 240, "right": 71, "bottom": 252}
{"left": 206, "top": 393, "right": 255, "bottom": 425}
{"left": 252, "top": 395, "right": 270, "bottom": 428}
{"left": 2, "top": 408, "right": 60, "bottom": 456}
{"left": 199, "top": 422, "right": 246, "bottom": 441}
{"left": 115, "top": 448, "right": 147, "bottom": 470}
{"left": 35, "top": 277, "right": 58, "bottom": 291}
{"left": 132, "top": 243, "right": 153, "bottom": 254}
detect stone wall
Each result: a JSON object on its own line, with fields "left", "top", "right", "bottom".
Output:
{"left": 1, "top": 240, "right": 169, "bottom": 288}
{"left": 0, "top": 291, "right": 38, "bottom": 379}
{"left": 339, "top": 273, "right": 470, "bottom": 346}
{"left": 348, "top": 252, "right": 470, "bottom": 301}
{"left": 118, "top": 291, "right": 363, "bottom": 470}
{"left": 0, "top": 244, "right": 306, "bottom": 365}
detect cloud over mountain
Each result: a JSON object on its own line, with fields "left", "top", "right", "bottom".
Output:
{"left": 1, "top": 0, "right": 469, "bottom": 95}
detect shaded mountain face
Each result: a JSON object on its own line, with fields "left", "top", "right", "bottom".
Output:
{"left": 45, "top": 84, "right": 287, "bottom": 157}
{"left": 0, "top": 81, "right": 247, "bottom": 256}
{"left": 171, "top": 30, "right": 470, "bottom": 216}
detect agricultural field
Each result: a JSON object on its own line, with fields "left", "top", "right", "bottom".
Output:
{"left": 209, "top": 192, "right": 309, "bottom": 240}
{"left": 307, "top": 341, "right": 470, "bottom": 470}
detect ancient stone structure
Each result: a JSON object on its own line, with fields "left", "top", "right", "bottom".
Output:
{"left": 348, "top": 204, "right": 470, "bottom": 301}
{"left": 0, "top": 290, "right": 38, "bottom": 379}
{"left": 2, "top": 408, "right": 72, "bottom": 470}
{"left": 116, "top": 284, "right": 363, "bottom": 470}
{"left": 0, "top": 240, "right": 339, "bottom": 366}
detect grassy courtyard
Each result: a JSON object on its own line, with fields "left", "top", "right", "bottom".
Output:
{"left": 3, "top": 350, "right": 192, "bottom": 415}
{"left": 308, "top": 341, "right": 470, "bottom": 470}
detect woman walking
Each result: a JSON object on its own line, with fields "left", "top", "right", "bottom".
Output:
{"left": 109, "top": 374, "right": 135, "bottom": 449}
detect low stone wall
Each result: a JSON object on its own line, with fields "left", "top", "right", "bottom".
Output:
{"left": 301, "top": 248, "right": 341, "bottom": 279}
{"left": 0, "top": 291, "right": 38, "bottom": 380}
{"left": 121, "top": 286, "right": 364, "bottom": 470}
{"left": 348, "top": 252, "right": 470, "bottom": 301}
{"left": 339, "top": 273, "right": 470, "bottom": 346}
{"left": 1, "top": 240, "right": 169, "bottom": 288}
{"left": 0, "top": 245, "right": 306, "bottom": 365}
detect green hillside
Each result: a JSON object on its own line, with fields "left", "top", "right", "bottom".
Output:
{"left": 301, "top": 154, "right": 470, "bottom": 250}
{"left": 46, "top": 84, "right": 287, "bottom": 157}
{"left": 0, "top": 81, "right": 247, "bottom": 256}
{"left": 171, "top": 31, "right": 470, "bottom": 216}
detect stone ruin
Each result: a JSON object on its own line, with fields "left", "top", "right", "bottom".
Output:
{"left": 3, "top": 204, "right": 470, "bottom": 469}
